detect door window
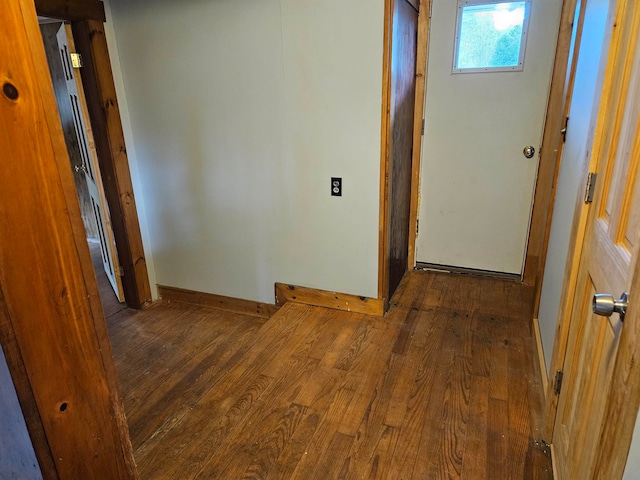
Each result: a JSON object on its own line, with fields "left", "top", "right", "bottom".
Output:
{"left": 453, "top": 0, "right": 531, "bottom": 73}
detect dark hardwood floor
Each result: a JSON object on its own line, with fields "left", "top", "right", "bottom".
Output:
{"left": 100, "top": 269, "right": 552, "bottom": 479}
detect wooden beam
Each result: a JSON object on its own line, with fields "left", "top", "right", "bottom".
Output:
{"left": 35, "top": 0, "right": 105, "bottom": 22}
{"left": 0, "top": 0, "right": 136, "bottom": 477}
{"left": 275, "top": 283, "right": 385, "bottom": 317}
{"left": 158, "top": 285, "right": 279, "bottom": 319}
{"left": 72, "top": 20, "right": 152, "bottom": 309}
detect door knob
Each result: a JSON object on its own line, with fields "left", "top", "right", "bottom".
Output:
{"left": 592, "top": 292, "right": 629, "bottom": 321}
{"left": 523, "top": 146, "right": 536, "bottom": 158}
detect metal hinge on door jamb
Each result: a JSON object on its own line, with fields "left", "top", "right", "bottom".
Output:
{"left": 421, "top": 119, "right": 425, "bottom": 135}
{"left": 584, "top": 172, "right": 597, "bottom": 204}
{"left": 70, "top": 52, "right": 83, "bottom": 68}
{"left": 554, "top": 370, "right": 563, "bottom": 395}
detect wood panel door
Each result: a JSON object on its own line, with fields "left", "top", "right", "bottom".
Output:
{"left": 386, "top": 0, "right": 418, "bottom": 303}
{"left": 56, "top": 24, "right": 124, "bottom": 302}
{"left": 552, "top": 4, "right": 640, "bottom": 477}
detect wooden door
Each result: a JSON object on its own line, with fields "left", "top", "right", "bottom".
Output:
{"left": 386, "top": 0, "right": 418, "bottom": 303}
{"left": 56, "top": 24, "right": 124, "bottom": 302}
{"left": 552, "top": 3, "right": 640, "bottom": 477}
{"left": 416, "top": 0, "right": 563, "bottom": 274}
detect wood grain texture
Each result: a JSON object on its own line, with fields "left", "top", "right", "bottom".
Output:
{"left": 387, "top": 0, "right": 419, "bottom": 303}
{"left": 158, "top": 285, "right": 279, "bottom": 319}
{"left": 407, "top": 0, "right": 431, "bottom": 269}
{"left": 35, "top": 0, "right": 105, "bottom": 22}
{"left": 275, "top": 282, "right": 384, "bottom": 316}
{"left": 71, "top": 19, "right": 151, "bottom": 309}
{"left": 378, "top": 0, "right": 393, "bottom": 303}
{"left": 527, "top": 0, "right": 578, "bottom": 295}
{"left": 114, "top": 271, "right": 551, "bottom": 479}
{"left": 0, "top": 0, "right": 136, "bottom": 477}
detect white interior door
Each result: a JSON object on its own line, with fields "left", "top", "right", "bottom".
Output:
{"left": 56, "top": 24, "right": 125, "bottom": 302}
{"left": 416, "top": 0, "right": 563, "bottom": 274}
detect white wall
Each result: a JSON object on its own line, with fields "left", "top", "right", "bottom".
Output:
{"left": 105, "top": 0, "right": 384, "bottom": 303}
{"left": 536, "top": 0, "right": 609, "bottom": 374}
{"left": 624, "top": 415, "right": 640, "bottom": 479}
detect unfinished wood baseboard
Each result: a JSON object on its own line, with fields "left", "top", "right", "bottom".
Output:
{"left": 275, "top": 283, "right": 384, "bottom": 317}
{"left": 157, "top": 285, "right": 278, "bottom": 319}
{"left": 533, "top": 317, "right": 549, "bottom": 399}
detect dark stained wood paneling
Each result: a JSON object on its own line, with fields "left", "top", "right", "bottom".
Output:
{"left": 0, "top": 0, "right": 136, "bottom": 477}
{"left": 72, "top": 20, "right": 152, "bottom": 309}
{"left": 113, "top": 271, "right": 551, "bottom": 479}
{"left": 35, "top": 0, "right": 105, "bottom": 22}
{"left": 387, "top": 0, "right": 418, "bottom": 303}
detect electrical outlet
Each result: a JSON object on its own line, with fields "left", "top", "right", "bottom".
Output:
{"left": 331, "top": 177, "right": 342, "bottom": 196}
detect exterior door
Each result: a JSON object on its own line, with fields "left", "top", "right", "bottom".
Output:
{"left": 56, "top": 24, "right": 124, "bottom": 302}
{"left": 416, "top": 0, "right": 563, "bottom": 274}
{"left": 552, "top": 6, "right": 640, "bottom": 477}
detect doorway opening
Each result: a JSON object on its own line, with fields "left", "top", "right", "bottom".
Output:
{"left": 39, "top": 19, "right": 126, "bottom": 316}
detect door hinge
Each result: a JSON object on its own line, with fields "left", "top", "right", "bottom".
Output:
{"left": 70, "top": 52, "right": 83, "bottom": 68}
{"left": 584, "top": 172, "right": 597, "bottom": 204}
{"left": 421, "top": 119, "right": 425, "bottom": 135}
{"left": 429, "top": 0, "right": 433, "bottom": 18}
{"left": 118, "top": 265, "right": 124, "bottom": 277}
{"left": 416, "top": 219, "right": 419, "bottom": 236}
{"left": 554, "top": 370, "right": 563, "bottom": 395}
{"left": 561, "top": 116, "right": 569, "bottom": 143}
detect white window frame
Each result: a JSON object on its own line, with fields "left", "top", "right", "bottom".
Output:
{"left": 452, "top": 0, "right": 532, "bottom": 74}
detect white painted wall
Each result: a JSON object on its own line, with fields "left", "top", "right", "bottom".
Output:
{"left": 104, "top": 0, "right": 384, "bottom": 303}
{"left": 537, "top": 0, "right": 609, "bottom": 374}
{"left": 624, "top": 414, "right": 640, "bottom": 479}
{"left": 0, "top": 346, "right": 42, "bottom": 479}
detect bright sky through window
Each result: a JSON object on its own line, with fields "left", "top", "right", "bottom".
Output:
{"left": 454, "top": 1, "right": 529, "bottom": 72}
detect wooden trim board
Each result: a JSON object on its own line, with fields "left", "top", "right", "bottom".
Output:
{"left": 526, "top": 0, "right": 578, "bottom": 295}
{"left": 275, "top": 283, "right": 385, "bottom": 317}
{"left": 378, "top": 0, "right": 393, "bottom": 305}
{"left": 158, "top": 285, "right": 279, "bottom": 319}
{"left": 407, "top": 0, "right": 431, "bottom": 270}
{"left": 532, "top": 317, "right": 549, "bottom": 398}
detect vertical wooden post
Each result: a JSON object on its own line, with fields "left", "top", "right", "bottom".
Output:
{"left": 72, "top": 19, "right": 152, "bottom": 309}
{"left": 0, "top": 0, "right": 137, "bottom": 477}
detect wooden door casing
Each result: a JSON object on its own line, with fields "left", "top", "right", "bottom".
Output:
{"left": 387, "top": 0, "right": 419, "bottom": 304}
{"left": 552, "top": 1, "right": 640, "bottom": 477}
{"left": 0, "top": 0, "right": 137, "bottom": 477}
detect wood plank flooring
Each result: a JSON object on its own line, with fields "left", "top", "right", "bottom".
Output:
{"left": 103, "top": 271, "right": 552, "bottom": 479}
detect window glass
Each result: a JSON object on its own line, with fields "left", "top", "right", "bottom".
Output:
{"left": 454, "top": 1, "right": 529, "bottom": 73}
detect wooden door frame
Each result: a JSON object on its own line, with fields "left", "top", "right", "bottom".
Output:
{"left": 378, "top": 0, "right": 428, "bottom": 307}
{"left": 0, "top": 0, "right": 137, "bottom": 477}
{"left": 545, "top": 1, "right": 640, "bottom": 476}
{"left": 35, "top": 0, "right": 151, "bottom": 309}
{"left": 403, "top": 0, "right": 576, "bottom": 293}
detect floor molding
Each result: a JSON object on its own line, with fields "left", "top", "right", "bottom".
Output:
{"left": 274, "top": 283, "right": 384, "bottom": 317}
{"left": 533, "top": 317, "right": 549, "bottom": 398}
{"left": 157, "top": 285, "right": 278, "bottom": 319}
